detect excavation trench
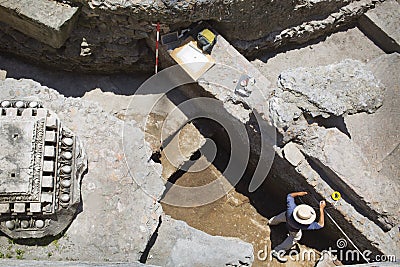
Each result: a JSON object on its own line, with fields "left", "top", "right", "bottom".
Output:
{"left": 145, "top": 87, "right": 350, "bottom": 266}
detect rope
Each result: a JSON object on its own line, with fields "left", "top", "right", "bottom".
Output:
{"left": 299, "top": 195, "right": 370, "bottom": 263}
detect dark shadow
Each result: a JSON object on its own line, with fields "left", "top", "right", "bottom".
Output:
{"left": 139, "top": 216, "right": 162, "bottom": 263}
{"left": 357, "top": 21, "right": 400, "bottom": 54}
{"left": 304, "top": 113, "right": 351, "bottom": 138}
{"left": 0, "top": 52, "right": 151, "bottom": 97}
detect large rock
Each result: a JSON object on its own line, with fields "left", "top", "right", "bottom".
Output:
{"left": 0, "top": 0, "right": 80, "bottom": 48}
{"left": 147, "top": 215, "right": 254, "bottom": 267}
{"left": 275, "top": 59, "right": 384, "bottom": 118}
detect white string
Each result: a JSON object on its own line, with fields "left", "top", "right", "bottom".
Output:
{"left": 299, "top": 195, "right": 370, "bottom": 263}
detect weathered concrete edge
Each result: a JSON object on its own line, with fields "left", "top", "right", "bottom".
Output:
{"left": 234, "top": 0, "right": 383, "bottom": 56}
{"left": 0, "top": 2, "right": 80, "bottom": 48}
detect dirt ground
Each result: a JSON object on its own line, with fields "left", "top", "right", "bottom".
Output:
{"left": 162, "top": 163, "right": 323, "bottom": 267}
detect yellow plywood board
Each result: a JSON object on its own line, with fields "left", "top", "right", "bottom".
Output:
{"left": 170, "top": 41, "right": 215, "bottom": 81}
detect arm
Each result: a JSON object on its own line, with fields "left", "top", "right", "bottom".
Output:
{"left": 290, "top": 191, "right": 308, "bottom": 197}
{"left": 318, "top": 200, "right": 326, "bottom": 227}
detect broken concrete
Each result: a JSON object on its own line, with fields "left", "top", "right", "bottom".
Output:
{"left": 147, "top": 215, "right": 254, "bottom": 267}
{"left": 0, "top": 78, "right": 254, "bottom": 265}
{"left": 0, "top": 0, "right": 80, "bottom": 48}
{"left": 152, "top": 21, "right": 399, "bottom": 259}
{"left": 275, "top": 59, "right": 384, "bottom": 118}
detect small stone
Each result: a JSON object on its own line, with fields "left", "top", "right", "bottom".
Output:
{"left": 29, "top": 101, "right": 38, "bottom": 108}
{"left": 1, "top": 100, "right": 10, "bottom": 107}
{"left": 60, "top": 194, "right": 70, "bottom": 203}
{"left": 5, "top": 220, "right": 15, "bottom": 230}
{"left": 35, "top": 219, "right": 45, "bottom": 228}
{"left": 61, "top": 179, "right": 71, "bottom": 188}
{"left": 21, "top": 220, "right": 29, "bottom": 229}
{"left": 62, "top": 137, "right": 74, "bottom": 146}
{"left": 62, "top": 151, "right": 73, "bottom": 160}
{"left": 15, "top": 101, "right": 24, "bottom": 108}
{"left": 61, "top": 165, "right": 72, "bottom": 174}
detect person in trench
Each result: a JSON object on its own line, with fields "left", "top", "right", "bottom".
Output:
{"left": 268, "top": 191, "right": 326, "bottom": 263}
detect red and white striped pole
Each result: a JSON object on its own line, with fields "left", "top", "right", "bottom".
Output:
{"left": 155, "top": 22, "right": 160, "bottom": 74}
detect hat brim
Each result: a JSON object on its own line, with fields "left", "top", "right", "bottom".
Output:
{"left": 293, "top": 204, "right": 317, "bottom": 225}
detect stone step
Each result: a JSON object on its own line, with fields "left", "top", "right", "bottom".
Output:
{"left": 0, "top": 0, "right": 80, "bottom": 48}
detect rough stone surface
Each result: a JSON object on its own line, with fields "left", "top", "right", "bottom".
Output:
{"left": 275, "top": 59, "right": 384, "bottom": 118}
{"left": 0, "top": 78, "right": 164, "bottom": 261}
{"left": 160, "top": 123, "right": 206, "bottom": 180}
{"left": 0, "top": 0, "right": 80, "bottom": 48}
{"left": 266, "top": 54, "right": 400, "bottom": 255}
{"left": 147, "top": 215, "right": 254, "bottom": 267}
{"left": 0, "top": 0, "right": 381, "bottom": 72}
{"left": 0, "top": 78, "right": 254, "bottom": 265}
{"left": 0, "top": 101, "right": 87, "bottom": 239}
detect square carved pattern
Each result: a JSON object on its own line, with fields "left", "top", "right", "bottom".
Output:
{"left": 0, "top": 104, "right": 59, "bottom": 215}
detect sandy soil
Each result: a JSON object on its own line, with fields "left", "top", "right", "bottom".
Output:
{"left": 162, "top": 163, "right": 321, "bottom": 267}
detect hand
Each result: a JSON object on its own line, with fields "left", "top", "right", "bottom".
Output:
{"left": 320, "top": 200, "right": 326, "bottom": 209}
{"left": 299, "top": 191, "right": 308, "bottom": 196}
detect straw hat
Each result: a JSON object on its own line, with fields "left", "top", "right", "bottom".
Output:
{"left": 293, "top": 204, "right": 316, "bottom": 225}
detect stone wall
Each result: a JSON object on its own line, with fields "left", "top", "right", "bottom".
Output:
{"left": 0, "top": 0, "right": 383, "bottom": 73}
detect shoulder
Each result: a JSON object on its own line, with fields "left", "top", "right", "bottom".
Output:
{"left": 307, "top": 222, "right": 323, "bottom": 230}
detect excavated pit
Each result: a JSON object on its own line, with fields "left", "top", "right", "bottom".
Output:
{"left": 0, "top": 5, "right": 398, "bottom": 262}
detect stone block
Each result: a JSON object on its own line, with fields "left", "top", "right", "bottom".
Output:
{"left": 283, "top": 142, "right": 305, "bottom": 167}
{"left": 0, "top": 203, "right": 9, "bottom": 213}
{"left": 359, "top": 0, "right": 400, "bottom": 53}
{"left": 0, "top": 70, "right": 6, "bottom": 81}
{"left": 21, "top": 108, "right": 32, "bottom": 117}
{"left": 44, "top": 146, "right": 55, "bottom": 158}
{"left": 46, "top": 116, "right": 58, "bottom": 129}
{"left": 45, "top": 131, "right": 56, "bottom": 143}
{"left": 43, "top": 160, "right": 54, "bottom": 172}
{"left": 41, "top": 193, "right": 53, "bottom": 203}
{"left": 13, "top": 203, "right": 25, "bottom": 213}
{"left": 6, "top": 108, "right": 17, "bottom": 116}
{"left": 0, "top": 0, "right": 80, "bottom": 48}
{"left": 29, "top": 203, "right": 41, "bottom": 213}
{"left": 41, "top": 176, "right": 54, "bottom": 189}
{"left": 36, "top": 108, "right": 47, "bottom": 117}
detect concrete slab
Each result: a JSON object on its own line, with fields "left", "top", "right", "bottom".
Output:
{"left": 0, "top": 0, "right": 80, "bottom": 48}
{"left": 0, "top": 119, "right": 35, "bottom": 193}
{"left": 160, "top": 123, "right": 206, "bottom": 180}
{"left": 359, "top": 0, "right": 400, "bottom": 53}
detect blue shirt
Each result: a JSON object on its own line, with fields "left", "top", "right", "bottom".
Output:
{"left": 286, "top": 194, "right": 322, "bottom": 232}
